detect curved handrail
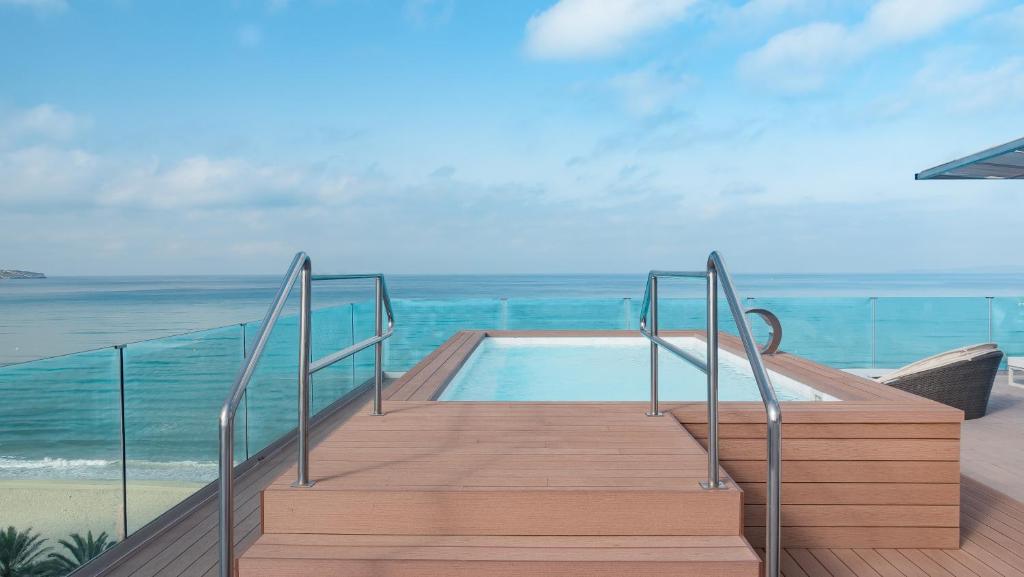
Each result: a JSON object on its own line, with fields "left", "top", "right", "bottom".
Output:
{"left": 745, "top": 308, "right": 783, "bottom": 354}
{"left": 218, "top": 251, "right": 310, "bottom": 577}
{"left": 637, "top": 252, "right": 782, "bottom": 577}
{"left": 217, "top": 256, "right": 396, "bottom": 577}
{"left": 708, "top": 251, "right": 782, "bottom": 420}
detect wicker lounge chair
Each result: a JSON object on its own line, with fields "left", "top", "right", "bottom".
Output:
{"left": 879, "top": 343, "right": 1003, "bottom": 419}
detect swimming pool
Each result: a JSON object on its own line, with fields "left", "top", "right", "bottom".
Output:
{"left": 439, "top": 337, "right": 837, "bottom": 402}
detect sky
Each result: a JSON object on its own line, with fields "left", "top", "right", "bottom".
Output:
{"left": 1, "top": 0, "right": 1023, "bottom": 275}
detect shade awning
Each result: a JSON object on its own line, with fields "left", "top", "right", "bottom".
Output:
{"left": 915, "top": 136, "right": 1024, "bottom": 180}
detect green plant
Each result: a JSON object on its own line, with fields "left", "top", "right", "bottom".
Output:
{"left": 0, "top": 527, "right": 50, "bottom": 577}
{"left": 44, "top": 532, "right": 116, "bottom": 575}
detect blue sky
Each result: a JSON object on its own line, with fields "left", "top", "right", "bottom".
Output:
{"left": 1, "top": 0, "right": 1023, "bottom": 275}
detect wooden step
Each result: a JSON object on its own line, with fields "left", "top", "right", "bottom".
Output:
{"left": 248, "top": 402, "right": 750, "bottom": 573}
{"left": 262, "top": 486, "right": 744, "bottom": 536}
{"left": 237, "top": 534, "right": 762, "bottom": 577}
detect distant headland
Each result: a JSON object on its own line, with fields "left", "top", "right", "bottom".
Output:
{"left": 0, "top": 270, "right": 45, "bottom": 279}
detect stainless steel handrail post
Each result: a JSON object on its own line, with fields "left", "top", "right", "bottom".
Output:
{"left": 293, "top": 260, "right": 314, "bottom": 487}
{"left": 637, "top": 255, "right": 781, "bottom": 577}
{"left": 219, "top": 252, "right": 306, "bottom": 577}
{"left": 700, "top": 266, "right": 724, "bottom": 490}
{"left": 709, "top": 252, "right": 781, "bottom": 577}
{"left": 218, "top": 403, "right": 235, "bottom": 577}
{"left": 372, "top": 276, "right": 384, "bottom": 416}
{"left": 219, "top": 261, "right": 396, "bottom": 577}
{"left": 646, "top": 275, "right": 662, "bottom": 417}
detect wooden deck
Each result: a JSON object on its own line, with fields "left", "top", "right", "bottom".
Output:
{"left": 241, "top": 401, "right": 760, "bottom": 576}
{"left": 961, "top": 374, "right": 1024, "bottom": 502}
{"left": 84, "top": 331, "right": 1024, "bottom": 577}
{"left": 776, "top": 475, "right": 1024, "bottom": 577}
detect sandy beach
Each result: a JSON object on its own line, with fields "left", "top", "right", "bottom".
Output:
{"left": 0, "top": 479, "right": 206, "bottom": 543}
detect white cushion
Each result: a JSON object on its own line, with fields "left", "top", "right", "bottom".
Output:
{"left": 881, "top": 343, "right": 999, "bottom": 384}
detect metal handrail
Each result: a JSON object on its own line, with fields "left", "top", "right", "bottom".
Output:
{"left": 638, "top": 251, "right": 782, "bottom": 577}
{"left": 217, "top": 254, "right": 394, "bottom": 577}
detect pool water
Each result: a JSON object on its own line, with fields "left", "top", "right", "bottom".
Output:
{"left": 440, "top": 337, "right": 836, "bottom": 402}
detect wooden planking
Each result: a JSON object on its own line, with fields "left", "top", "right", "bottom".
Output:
{"left": 670, "top": 402, "right": 963, "bottom": 425}
{"left": 380, "top": 331, "right": 965, "bottom": 551}
{"left": 247, "top": 400, "right": 755, "bottom": 575}
{"left": 414, "top": 331, "right": 486, "bottom": 400}
{"left": 259, "top": 401, "right": 744, "bottom": 537}
{"left": 717, "top": 438, "right": 960, "bottom": 461}
{"left": 673, "top": 396, "right": 962, "bottom": 549}
{"left": 960, "top": 376, "right": 1024, "bottom": 502}
{"left": 238, "top": 535, "right": 760, "bottom": 577}
{"left": 386, "top": 331, "right": 483, "bottom": 401}
{"left": 263, "top": 488, "right": 743, "bottom": 536}
{"left": 744, "top": 505, "right": 960, "bottom": 528}
{"left": 772, "top": 475, "right": 1024, "bottom": 577}
{"left": 755, "top": 527, "right": 961, "bottom": 549}
{"left": 739, "top": 482, "right": 960, "bottom": 505}
{"left": 725, "top": 460, "right": 961, "bottom": 484}
{"left": 687, "top": 422, "right": 961, "bottom": 439}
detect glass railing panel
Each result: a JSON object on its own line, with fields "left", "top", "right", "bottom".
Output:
{"left": 122, "top": 325, "right": 244, "bottom": 534}
{"left": 352, "top": 300, "right": 379, "bottom": 387}
{"left": 653, "top": 297, "right": 733, "bottom": 334}
{"left": 987, "top": 297, "right": 1022, "bottom": 366}
{"left": 503, "top": 298, "right": 634, "bottom": 330}
{"left": 874, "top": 297, "right": 988, "bottom": 368}
{"left": 0, "top": 348, "right": 122, "bottom": 548}
{"left": 387, "top": 299, "right": 503, "bottom": 371}
{"left": 243, "top": 295, "right": 300, "bottom": 457}
{"left": 746, "top": 297, "right": 873, "bottom": 368}
{"left": 310, "top": 304, "right": 356, "bottom": 415}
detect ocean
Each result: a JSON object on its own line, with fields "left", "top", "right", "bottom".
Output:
{"left": 4, "top": 272, "right": 1024, "bottom": 366}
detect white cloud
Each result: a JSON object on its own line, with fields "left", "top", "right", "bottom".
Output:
{"left": 266, "top": 0, "right": 291, "bottom": 11}
{"left": 98, "top": 156, "right": 362, "bottom": 210}
{"left": 2, "top": 104, "right": 84, "bottom": 142}
{"left": 609, "top": 64, "right": 695, "bottom": 117}
{"left": 0, "top": 103, "right": 366, "bottom": 213}
{"left": 0, "top": 145, "right": 101, "bottom": 208}
{"left": 739, "top": 22, "right": 848, "bottom": 92}
{"left": 739, "top": 0, "right": 987, "bottom": 93}
{"left": 914, "top": 53, "right": 1024, "bottom": 111}
{"left": 0, "top": 0, "right": 67, "bottom": 12}
{"left": 524, "top": 0, "right": 696, "bottom": 60}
